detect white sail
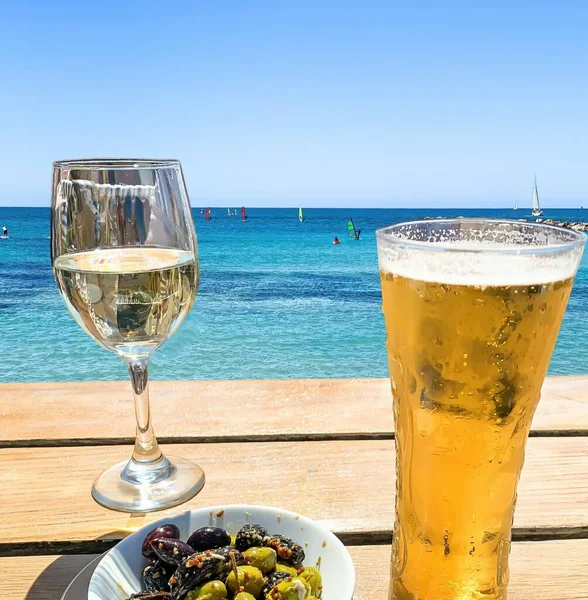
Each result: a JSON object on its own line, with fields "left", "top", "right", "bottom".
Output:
{"left": 532, "top": 174, "right": 542, "bottom": 216}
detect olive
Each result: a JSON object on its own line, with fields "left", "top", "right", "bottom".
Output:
{"left": 172, "top": 552, "right": 226, "bottom": 599}
{"left": 235, "top": 524, "right": 269, "bottom": 551}
{"left": 243, "top": 546, "right": 277, "bottom": 573}
{"left": 234, "top": 594, "right": 256, "bottom": 600}
{"left": 264, "top": 535, "right": 305, "bottom": 566}
{"left": 261, "top": 572, "right": 291, "bottom": 597}
{"left": 186, "top": 579, "right": 228, "bottom": 600}
{"left": 142, "top": 560, "right": 174, "bottom": 592}
{"left": 187, "top": 527, "right": 231, "bottom": 551}
{"left": 151, "top": 538, "right": 195, "bottom": 565}
{"left": 274, "top": 564, "right": 298, "bottom": 577}
{"left": 129, "top": 592, "right": 169, "bottom": 599}
{"left": 211, "top": 545, "right": 246, "bottom": 577}
{"left": 269, "top": 577, "right": 311, "bottom": 600}
{"left": 142, "top": 524, "right": 180, "bottom": 558}
{"left": 298, "top": 567, "right": 322, "bottom": 596}
{"left": 226, "top": 565, "right": 265, "bottom": 597}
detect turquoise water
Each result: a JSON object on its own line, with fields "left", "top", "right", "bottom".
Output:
{"left": 1, "top": 207, "right": 588, "bottom": 383}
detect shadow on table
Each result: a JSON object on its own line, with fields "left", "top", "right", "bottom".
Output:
{"left": 26, "top": 554, "right": 98, "bottom": 600}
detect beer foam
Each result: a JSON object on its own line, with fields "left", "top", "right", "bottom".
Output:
{"left": 378, "top": 240, "right": 585, "bottom": 286}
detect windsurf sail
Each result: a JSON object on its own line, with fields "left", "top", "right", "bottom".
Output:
{"left": 298, "top": 207, "right": 304, "bottom": 222}
{"left": 241, "top": 206, "right": 247, "bottom": 221}
{"left": 205, "top": 208, "right": 211, "bottom": 221}
{"left": 347, "top": 218, "right": 360, "bottom": 240}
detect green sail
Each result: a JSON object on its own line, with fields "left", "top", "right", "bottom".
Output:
{"left": 347, "top": 218, "right": 356, "bottom": 237}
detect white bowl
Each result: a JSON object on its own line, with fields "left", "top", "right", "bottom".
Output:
{"left": 89, "top": 504, "right": 355, "bottom": 600}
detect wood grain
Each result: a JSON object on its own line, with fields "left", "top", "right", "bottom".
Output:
{"left": 0, "top": 378, "right": 393, "bottom": 444}
{"left": 1, "top": 375, "right": 588, "bottom": 444}
{"left": 351, "top": 539, "right": 588, "bottom": 599}
{"left": 4, "top": 540, "right": 588, "bottom": 599}
{"left": 1, "top": 437, "right": 587, "bottom": 546}
{"left": 1, "top": 554, "right": 98, "bottom": 600}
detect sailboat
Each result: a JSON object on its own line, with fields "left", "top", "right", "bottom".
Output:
{"left": 241, "top": 206, "right": 247, "bottom": 221}
{"left": 347, "top": 218, "right": 361, "bottom": 241}
{"left": 513, "top": 202, "right": 518, "bottom": 211}
{"left": 227, "top": 208, "right": 237, "bottom": 216}
{"left": 205, "top": 208, "right": 211, "bottom": 221}
{"left": 532, "top": 174, "right": 543, "bottom": 217}
{"left": 298, "top": 207, "right": 305, "bottom": 222}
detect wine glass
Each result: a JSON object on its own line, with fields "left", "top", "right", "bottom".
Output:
{"left": 51, "top": 158, "right": 204, "bottom": 512}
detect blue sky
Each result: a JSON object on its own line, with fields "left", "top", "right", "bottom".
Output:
{"left": 0, "top": 1, "right": 587, "bottom": 207}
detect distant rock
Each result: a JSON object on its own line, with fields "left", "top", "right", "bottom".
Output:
{"left": 535, "top": 218, "right": 588, "bottom": 232}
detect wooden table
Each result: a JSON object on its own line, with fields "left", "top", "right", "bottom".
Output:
{"left": 1, "top": 376, "right": 588, "bottom": 599}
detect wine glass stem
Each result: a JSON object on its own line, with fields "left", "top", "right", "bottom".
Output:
{"left": 128, "top": 358, "right": 162, "bottom": 465}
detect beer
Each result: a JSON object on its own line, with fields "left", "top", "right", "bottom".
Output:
{"left": 378, "top": 221, "right": 584, "bottom": 600}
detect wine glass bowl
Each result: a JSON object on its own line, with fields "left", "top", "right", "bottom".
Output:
{"left": 51, "top": 158, "right": 204, "bottom": 512}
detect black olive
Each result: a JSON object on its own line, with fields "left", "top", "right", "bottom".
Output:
{"left": 142, "top": 524, "right": 180, "bottom": 558}
{"left": 142, "top": 560, "right": 175, "bottom": 592}
{"left": 128, "top": 590, "right": 172, "bottom": 599}
{"left": 186, "top": 526, "right": 231, "bottom": 551}
{"left": 235, "top": 524, "right": 269, "bottom": 551}
{"left": 261, "top": 571, "right": 292, "bottom": 596}
{"left": 265, "top": 534, "right": 305, "bottom": 566}
{"left": 151, "top": 538, "right": 195, "bottom": 565}
{"left": 170, "top": 552, "right": 225, "bottom": 599}
{"left": 212, "top": 545, "right": 246, "bottom": 576}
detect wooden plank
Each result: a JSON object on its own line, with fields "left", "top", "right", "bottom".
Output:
{"left": 1, "top": 375, "right": 588, "bottom": 444}
{"left": 2, "top": 554, "right": 97, "bottom": 600}
{"left": 3, "top": 540, "right": 588, "bottom": 600}
{"left": 351, "top": 540, "right": 588, "bottom": 600}
{"left": 0, "top": 378, "right": 393, "bottom": 444}
{"left": 1, "top": 438, "right": 587, "bottom": 546}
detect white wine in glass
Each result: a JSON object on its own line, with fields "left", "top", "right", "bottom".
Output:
{"left": 51, "top": 159, "right": 204, "bottom": 512}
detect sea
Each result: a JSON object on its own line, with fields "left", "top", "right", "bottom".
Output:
{"left": 1, "top": 207, "right": 587, "bottom": 384}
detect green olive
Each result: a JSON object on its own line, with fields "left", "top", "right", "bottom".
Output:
{"left": 234, "top": 594, "right": 256, "bottom": 600}
{"left": 243, "top": 546, "right": 277, "bottom": 573}
{"left": 186, "top": 580, "right": 227, "bottom": 600}
{"left": 274, "top": 563, "right": 298, "bottom": 577}
{"left": 298, "top": 567, "right": 322, "bottom": 595}
{"left": 226, "top": 565, "right": 265, "bottom": 597}
{"left": 270, "top": 577, "right": 311, "bottom": 600}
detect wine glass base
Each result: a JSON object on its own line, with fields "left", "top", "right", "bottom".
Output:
{"left": 91, "top": 455, "right": 205, "bottom": 513}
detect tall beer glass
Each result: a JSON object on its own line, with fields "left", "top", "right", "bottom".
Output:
{"left": 377, "top": 219, "right": 585, "bottom": 600}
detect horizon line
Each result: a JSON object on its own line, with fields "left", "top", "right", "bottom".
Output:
{"left": 0, "top": 204, "right": 586, "bottom": 210}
